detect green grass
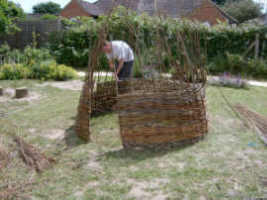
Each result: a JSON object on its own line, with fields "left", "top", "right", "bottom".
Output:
{"left": 0, "top": 80, "right": 266, "bottom": 200}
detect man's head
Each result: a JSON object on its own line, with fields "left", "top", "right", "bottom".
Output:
{"left": 102, "top": 41, "right": 112, "bottom": 54}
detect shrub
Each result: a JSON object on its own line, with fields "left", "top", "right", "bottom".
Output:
{"left": 31, "top": 60, "right": 78, "bottom": 81}
{"left": 0, "top": 44, "right": 52, "bottom": 65}
{"left": 209, "top": 73, "right": 249, "bottom": 89}
{"left": 133, "top": 57, "right": 143, "bottom": 78}
{"left": 23, "top": 46, "right": 52, "bottom": 65}
{"left": 49, "top": 7, "right": 267, "bottom": 70}
{"left": 207, "top": 53, "right": 267, "bottom": 79}
{"left": 247, "top": 58, "right": 267, "bottom": 79}
{"left": 41, "top": 14, "right": 58, "bottom": 20}
{"left": 222, "top": 0, "right": 262, "bottom": 23}
{"left": 0, "top": 64, "right": 31, "bottom": 80}
{"left": 0, "top": 60, "right": 77, "bottom": 81}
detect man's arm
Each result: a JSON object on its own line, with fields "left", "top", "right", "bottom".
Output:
{"left": 109, "top": 60, "right": 119, "bottom": 81}
{"left": 116, "top": 59, "right": 124, "bottom": 76}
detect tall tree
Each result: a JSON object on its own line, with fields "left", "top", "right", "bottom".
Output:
{"left": 223, "top": 0, "right": 263, "bottom": 23}
{"left": 33, "top": 2, "right": 62, "bottom": 14}
{"left": 0, "top": 0, "right": 24, "bottom": 35}
{"left": 212, "top": 0, "right": 227, "bottom": 5}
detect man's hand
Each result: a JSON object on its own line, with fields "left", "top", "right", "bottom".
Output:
{"left": 114, "top": 73, "right": 119, "bottom": 81}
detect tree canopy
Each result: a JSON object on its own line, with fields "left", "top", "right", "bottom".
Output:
{"left": 0, "top": 0, "right": 24, "bottom": 35}
{"left": 223, "top": 0, "right": 263, "bottom": 23}
{"left": 212, "top": 0, "right": 227, "bottom": 5}
{"left": 33, "top": 2, "right": 62, "bottom": 14}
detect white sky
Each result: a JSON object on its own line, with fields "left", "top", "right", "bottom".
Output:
{"left": 10, "top": 0, "right": 267, "bottom": 13}
{"left": 255, "top": 0, "right": 267, "bottom": 11}
{"left": 10, "top": 0, "right": 98, "bottom": 13}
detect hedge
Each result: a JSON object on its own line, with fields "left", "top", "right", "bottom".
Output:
{"left": 50, "top": 7, "right": 267, "bottom": 70}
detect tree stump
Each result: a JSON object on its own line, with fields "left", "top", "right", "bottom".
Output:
{"left": 0, "top": 87, "right": 3, "bottom": 96}
{"left": 15, "top": 87, "right": 28, "bottom": 99}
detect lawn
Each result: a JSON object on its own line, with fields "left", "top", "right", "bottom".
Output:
{"left": 0, "top": 80, "right": 266, "bottom": 200}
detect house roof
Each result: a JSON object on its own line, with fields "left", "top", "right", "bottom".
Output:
{"left": 75, "top": 0, "right": 237, "bottom": 23}
{"left": 245, "top": 13, "right": 267, "bottom": 26}
{"left": 93, "top": 0, "right": 204, "bottom": 17}
{"left": 78, "top": 0, "right": 103, "bottom": 16}
{"left": 258, "top": 13, "right": 267, "bottom": 25}
{"left": 207, "top": 0, "right": 238, "bottom": 24}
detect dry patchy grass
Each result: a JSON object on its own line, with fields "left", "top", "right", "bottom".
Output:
{"left": 0, "top": 80, "right": 266, "bottom": 200}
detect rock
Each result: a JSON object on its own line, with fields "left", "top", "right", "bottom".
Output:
{"left": 15, "top": 87, "right": 28, "bottom": 99}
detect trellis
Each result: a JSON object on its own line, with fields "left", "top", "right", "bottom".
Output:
{"left": 75, "top": 9, "right": 208, "bottom": 149}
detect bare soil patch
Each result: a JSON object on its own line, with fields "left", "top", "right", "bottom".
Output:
{"left": 37, "top": 80, "right": 83, "bottom": 91}
{"left": 0, "top": 88, "right": 41, "bottom": 103}
{"left": 127, "top": 178, "right": 169, "bottom": 200}
{"left": 42, "top": 129, "right": 65, "bottom": 140}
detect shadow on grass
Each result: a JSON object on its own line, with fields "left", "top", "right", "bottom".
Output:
{"left": 97, "top": 140, "right": 199, "bottom": 165}
{"left": 91, "top": 111, "right": 114, "bottom": 118}
{"left": 65, "top": 125, "right": 88, "bottom": 149}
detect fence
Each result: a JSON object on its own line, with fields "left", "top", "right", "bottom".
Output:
{"left": 0, "top": 19, "right": 63, "bottom": 49}
{"left": 0, "top": 55, "right": 28, "bottom": 66}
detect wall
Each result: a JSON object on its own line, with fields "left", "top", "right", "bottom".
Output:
{"left": 60, "top": 0, "right": 91, "bottom": 18}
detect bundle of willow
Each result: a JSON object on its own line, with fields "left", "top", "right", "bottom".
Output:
{"left": 116, "top": 79, "right": 208, "bottom": 149}
{"left": 14, "top": 136, "right": 55, "bottom": 172}
{"left": 0, "top": 146, "right": 9, "bottom": 170}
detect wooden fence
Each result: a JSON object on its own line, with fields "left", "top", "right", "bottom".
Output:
{"left": 0, "top": 19, "right": 63, "bottom": 49}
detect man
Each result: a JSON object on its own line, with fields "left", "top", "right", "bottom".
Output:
{"left": 103, "top": 40, "right": 134, "bottom": 81}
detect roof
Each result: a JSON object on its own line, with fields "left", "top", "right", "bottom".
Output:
{"left": 245, "top": 13, "right": 267, "bottom": 26}
{"left": 258, "top": 13, "right": 267, "bottom": 25}
{"left": 78, "top": 0, "right": 103, "bottom": 16}
{"left": 93, "top": 0, "right": 204, "bottom": 17}
{"left": 74, "top": 0, "right": 237, "bottom": 23}
{"left": 207, "top": 0, "right": 238, "bottom": 24}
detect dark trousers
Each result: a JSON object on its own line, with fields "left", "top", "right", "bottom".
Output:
{"left": 116, "top": 61, "right": 134, "bottom": 80}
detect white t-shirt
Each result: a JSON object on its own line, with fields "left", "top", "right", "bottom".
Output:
{"left": 106, "top": 41, "right": 134, "bottom": 62}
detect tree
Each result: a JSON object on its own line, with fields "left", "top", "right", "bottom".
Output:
{"left": 0, "top": 0, "right": 24, "bottom": 35}
{"left": 212, "top": 0, "right": 227, "bottom": 5}
{"left": 223, "top": 0, "right": 263, "bottom": 23}
{"left": 33, "top": 2, "right": 62, "bottom": 14}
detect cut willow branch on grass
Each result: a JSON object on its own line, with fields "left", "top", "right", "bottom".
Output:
{"left": 234, "top": 104, "right": 267, "bottom": 145}
{"left": 0, "top": 146, "right": 9, "bottom": 170}
{"left": 14, "top": 136, "right": 56, "bottom": 172}
{"left": 0, "top": 180, "right": 35, "bottom": 200}
{"left": 75, "top": 2, "right": 208, "bottom": 149}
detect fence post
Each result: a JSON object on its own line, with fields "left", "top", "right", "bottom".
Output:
{"left": 261, "top": 41, "right": 266, "bottom": 59}
{"left": 255, "top": 33, "right": 260, "bottom": 59}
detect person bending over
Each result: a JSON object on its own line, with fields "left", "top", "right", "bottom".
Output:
{"left": 103, "top": 40, "right": 134, "bottom": 81}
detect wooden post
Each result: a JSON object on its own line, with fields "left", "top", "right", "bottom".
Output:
{"left": 261, "top": 41, "right": 266, "bottom": 59}
{"left": 15, "top": 87, "right": 28, "bottom": 99}
{"left": 0, "top": 87, "right": 3, "bottom": 96}
{"left": 255, "top": 33, "right": 260, "bottom": 59}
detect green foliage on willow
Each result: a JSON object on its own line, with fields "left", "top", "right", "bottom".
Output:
{"left": 49, "top": 6, "right": 267, "bottom": 69}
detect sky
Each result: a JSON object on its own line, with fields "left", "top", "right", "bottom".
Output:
{"left": 10, "top": 0, "right": 267, "bottom": 13}
{"left": 10, "top": 0, "right": 98, "bottom": 13}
